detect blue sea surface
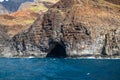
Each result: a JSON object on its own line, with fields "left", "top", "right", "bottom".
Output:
{"left": 0, "top": 58, "right": 120, "bottom": 80}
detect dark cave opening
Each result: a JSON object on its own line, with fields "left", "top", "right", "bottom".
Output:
{"left": 46, "top": 43, "right": 67, "bottom": 58}
{"left": 101, "top": 46, "right": 107, "bottom": 55}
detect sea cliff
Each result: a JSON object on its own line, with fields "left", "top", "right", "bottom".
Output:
{"left": 0, "top": 0, "right": 120, "bottom": 58}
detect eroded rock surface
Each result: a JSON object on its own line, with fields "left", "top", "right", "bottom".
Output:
{"left": 0, "top": 0, "right": 120, "bottom": 58}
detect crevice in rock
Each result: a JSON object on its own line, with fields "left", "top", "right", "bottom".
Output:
{"left": 101, "top": 46, "right": 107, "bottom": 55}
{"left": 101, "top": 34, "right": 108, "bottom": 55}
{"left": 46, "top": 42, "right": 67, "bottom": 58}
{"left": 22, "top": 40, "right": 26, "bottom": 51}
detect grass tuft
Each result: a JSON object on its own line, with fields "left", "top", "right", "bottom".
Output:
{"left": 30, "top": 3, "right": 48, "bottom": 12}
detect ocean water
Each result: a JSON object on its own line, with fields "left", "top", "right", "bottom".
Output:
{"left": 0, "top": 58, "right": 120, "bottom": 80}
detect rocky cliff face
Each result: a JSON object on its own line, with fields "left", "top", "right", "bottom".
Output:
{"left": 0, "top": 28, "right": 11, "bottom": 57}
{"left": 0, "top": 0, "right": 120, "bottom": 58}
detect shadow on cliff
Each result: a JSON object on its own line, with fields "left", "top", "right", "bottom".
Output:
{"left": 46, "top": 43, "right": 67, "bottom": 58}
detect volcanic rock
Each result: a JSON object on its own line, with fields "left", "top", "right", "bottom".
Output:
{"left": 1, "top": 0, "right": 120, "bottom": 58}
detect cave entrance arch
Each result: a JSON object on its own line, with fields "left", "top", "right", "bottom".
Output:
{"left": 46, "top": 42, "right": 67, "bottom": 58}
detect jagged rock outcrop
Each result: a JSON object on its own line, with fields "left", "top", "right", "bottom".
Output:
{"left": 102, "top": 29, "right": 120, "bottom": 56}
{"left": 0, "top": 4, "right": 9, "bottom": 15}
{"left": 0, "top": 0, "right": 120, "bottom": 58}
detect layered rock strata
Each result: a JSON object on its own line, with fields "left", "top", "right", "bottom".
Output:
{"left": 0, "top": 0, "right": 120, "bottom": 58}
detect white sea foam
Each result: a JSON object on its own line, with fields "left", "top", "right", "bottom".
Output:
{"left": 28, "top": 56, "right": 35, "bottom": 58}
{"left": 86, "top": 73, "right": 90, "bottom": 75}
{"left": 70, "top": 57, "right": 120, "bottom": 60}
